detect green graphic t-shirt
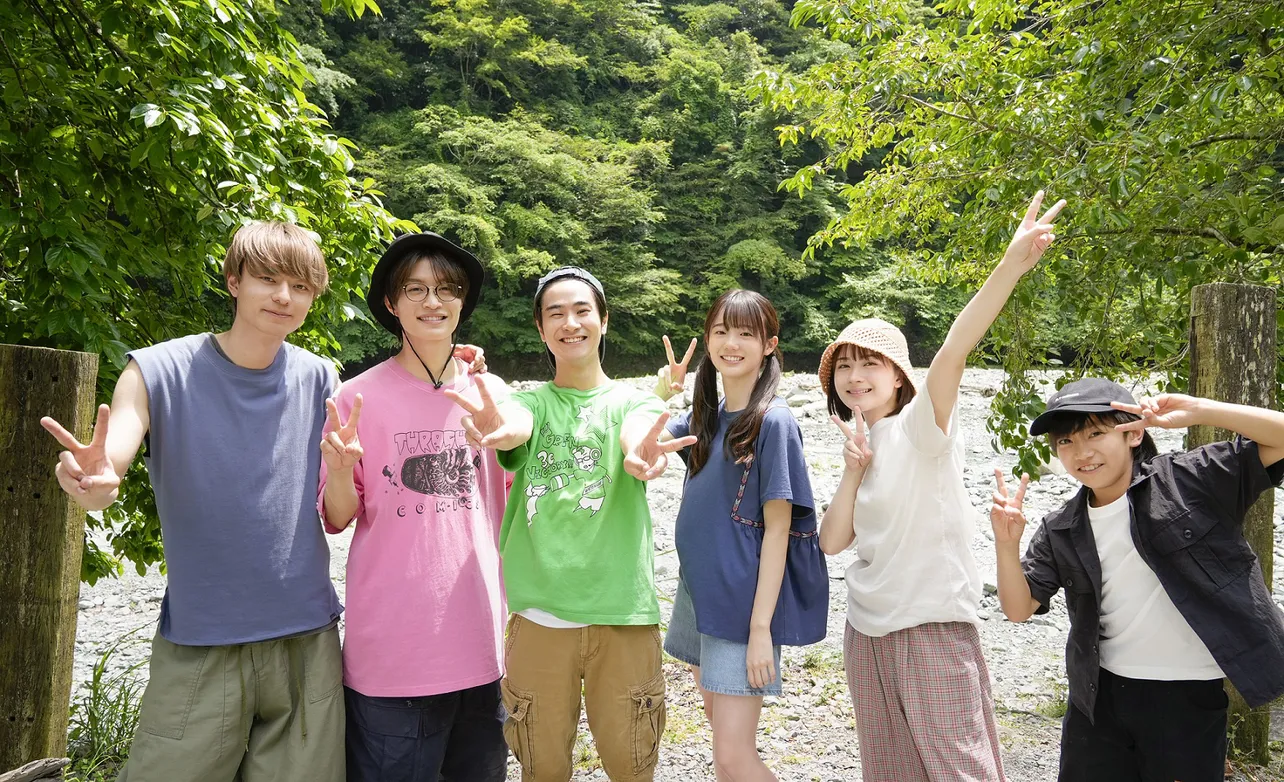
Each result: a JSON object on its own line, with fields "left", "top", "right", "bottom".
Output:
{"left": 498, "top": 381, "right": 665, "bottom": 625}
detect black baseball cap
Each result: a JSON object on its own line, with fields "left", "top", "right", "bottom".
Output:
{"left": 535, "top": 266, "right": 605, "bottom": 301}
{"left": 1029, "top": 378, "right": 1138, "bottom": 436}
{"left": 366, "top": 232, "right": 485, "bottom": 337}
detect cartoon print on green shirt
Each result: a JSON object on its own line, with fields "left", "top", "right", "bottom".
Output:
{"left": 522, "top": 405, "right": 618, "bottom": 526}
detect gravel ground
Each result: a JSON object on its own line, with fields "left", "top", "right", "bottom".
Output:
{"left": 71, "top": 369, "right": 1284, "bottom": 780}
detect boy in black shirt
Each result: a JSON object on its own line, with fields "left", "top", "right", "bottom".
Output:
{"left": 991, "top": 379, "right": 1284, "bottom": 782}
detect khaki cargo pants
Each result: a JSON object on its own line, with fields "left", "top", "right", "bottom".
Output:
{"left": 501, "top": 615, "right": 666, "bottom": 782}
{"left": 117, "top": 625, "right": 344, "bottom": 782}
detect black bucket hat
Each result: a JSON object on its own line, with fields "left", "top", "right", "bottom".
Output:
{"left": 366, "top": 232, "right": 485, "bottom": 337}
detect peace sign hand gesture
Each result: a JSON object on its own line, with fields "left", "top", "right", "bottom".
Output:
{"left": 624, "top": 412, "right": 698, "bottom": 481}
{"left": 445, "top": 380, "right": 527, "bottom": 451}
{"left": 655, "top": 335, "right": 698, "bottom": 401}
{"left": 1002, "top": 190, "right": 1067, "bottom": 273}
{"left": 990, "top": 469, "right": 1030, "bottom": 547}
{"left": 41, "top": 404, "right": 121, "bottom": 504}
{"left": 1110, "top": 394, "right": 1202, "bottom": 431}
{"left": 832, "top": 411, "right": 874, "bottom": 479}
{"left": 321, "top": 394, "right": 364, "bottom": 472}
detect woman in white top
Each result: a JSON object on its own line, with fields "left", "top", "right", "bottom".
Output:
{"left": 818, "top": 191, "right": 1065, "bottom": 782}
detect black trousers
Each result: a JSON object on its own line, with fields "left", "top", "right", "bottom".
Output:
{"left": 345, "top": 680, "right": 507, "bottom": 782}
{"left": 1059, "top": 668, "right": 1228, "bottom": 782}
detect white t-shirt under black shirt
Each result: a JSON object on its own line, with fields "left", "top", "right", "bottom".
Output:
{"left": 844, "top": 385, "right": 982, "bottom": 637}
{"left": 1089, "top": 493, "right": 1224, "bottom": 681}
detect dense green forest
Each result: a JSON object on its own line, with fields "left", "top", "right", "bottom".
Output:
{"left": 276, "top": 0, "right": 972, "bottom": 375}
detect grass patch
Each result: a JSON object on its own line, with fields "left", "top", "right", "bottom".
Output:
{"left": 64, "top": 628, "right": 149, "bottom": 782}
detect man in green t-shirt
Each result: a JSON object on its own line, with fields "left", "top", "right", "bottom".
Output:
{"left": 448, "top": 267, "right": 694, "bottom": 782}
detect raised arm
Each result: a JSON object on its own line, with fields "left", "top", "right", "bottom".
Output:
{"left": 819, "top": 412, "right": 873, "bottom": 555}
{"left": 991, "top": 470, "right": 1041, "bottom": 622}
{"left": 40, "top": 359, "right": 150, "bottom": 512}
{"left": 320, "top": 393, "right": 364, "bottom": 532}
{"left": 1113, "top": 394, "right": 1284, "bottom": 469}
{"left": 926, "top": 192, "right": 1065, "bottom": 433}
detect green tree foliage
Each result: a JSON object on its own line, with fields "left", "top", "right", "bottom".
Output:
{"left": 756, "top": 0, "right": 1284, "bottom": 474}
{"left": 290, "top": 0, "right": 964, "bottom": 369}
{"left": 1, "top": 0, "right": 413, "bottom": 581}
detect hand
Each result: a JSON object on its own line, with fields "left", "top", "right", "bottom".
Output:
{"left": 746, "top": 627, "right": 776, "bottom": 689}
{"left": 832, "top": 412, "right": 873, "bottom": 478}
{"left": 446, "top": 379, "right": 524, "bottom": 450}
{"left": 40, "top": 404, "right": 121, "bottom": 503}
{"left": 454, "top": 344, "right": 487, "bottom": 375}
{"left": 655, "top": 335, "right": 697, "bottom": 401}
{"left": 1001, "top": 190, "right": 1066, "bottom": 273}
{"left": 321, "top": 394, "right": 364, "bottom": 471}
{"left": 623, "top": 412, "right": 698, "bottom": 481}
{"left": 1111, "top": 394, "right": 1202, "bottom": 431}
{"left": 990, "top": 469, "right": 1030, "bottom": 546}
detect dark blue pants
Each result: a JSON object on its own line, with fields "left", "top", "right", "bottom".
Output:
{"left": 344, "top": 680, "right": 507, "bottom": 782}
{"left": 1059, "top": 669, "right": 1228, "bottom": 782}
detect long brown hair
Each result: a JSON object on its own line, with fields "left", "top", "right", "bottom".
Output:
{"left": 687, "top": 289, "right": 783, "bottom": 477}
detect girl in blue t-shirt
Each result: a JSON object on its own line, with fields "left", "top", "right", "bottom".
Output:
{"left": 657, "top": 289, "right": 828, "bottom": 780}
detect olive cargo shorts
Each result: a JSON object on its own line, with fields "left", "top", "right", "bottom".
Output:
{"left": 117, "top": 624, "right": 344, "bottom": 782}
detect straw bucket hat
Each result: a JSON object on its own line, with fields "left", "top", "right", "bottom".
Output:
{"left": 817, "top": 318, "right": 919, "bottom": 394}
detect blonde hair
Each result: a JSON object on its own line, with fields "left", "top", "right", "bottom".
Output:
{"left": 223, "top": 222, "right": 328, "bottom": 294}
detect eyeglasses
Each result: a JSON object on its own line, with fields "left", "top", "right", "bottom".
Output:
{"left": 402, "top": 283, "right": 464, "bottom": 303}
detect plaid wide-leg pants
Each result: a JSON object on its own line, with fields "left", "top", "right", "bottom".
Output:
{"left": 844, "top": 621, "right": 1006, "bottom": 782}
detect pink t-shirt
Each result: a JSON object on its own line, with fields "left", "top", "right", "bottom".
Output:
{"left": 319, "top": 357, "right": 509, "bottom": 697}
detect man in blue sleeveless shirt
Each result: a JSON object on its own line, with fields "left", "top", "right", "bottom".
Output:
{"left": 42, "top": 222, "right": 345, "bottom": 781}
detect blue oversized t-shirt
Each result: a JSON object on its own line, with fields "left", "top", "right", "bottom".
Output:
{"left": 669, "top": 400, "right": 828, "bottom": 646}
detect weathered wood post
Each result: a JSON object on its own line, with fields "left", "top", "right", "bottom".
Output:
{"left": 0, "top": 344, "right": 98, "bottom": 770}
{"left": 1187, "top": 283, "right": 1278, "bottom": 766}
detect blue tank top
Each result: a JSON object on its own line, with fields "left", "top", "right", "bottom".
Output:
{"left": 129, "top": 334, "right": 342, "bottom": 645}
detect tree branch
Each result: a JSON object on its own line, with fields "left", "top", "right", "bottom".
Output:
{"left": 1187, "top": 133, "right": 1277, "bottom": 150}
{"left": 1070, "top": 226, "right": 1281, "bottom": 253}
{"left": 901, "top": 94, "right": 1062, "bottom": 155}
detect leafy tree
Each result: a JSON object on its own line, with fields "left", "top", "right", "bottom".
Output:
{"left": 755, "top": 0, "right": 1284, "bottom": 475}
{"left": 1, "top": 0, "right": 413, "bottom": 581}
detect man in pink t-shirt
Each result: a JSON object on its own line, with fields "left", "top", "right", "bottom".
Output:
{"left": 319, "top": 233, "right": 510, "bottom": 781}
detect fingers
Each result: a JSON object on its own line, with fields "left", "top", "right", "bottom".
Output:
{"left": 663, "top": 334, "right": 676, "bottom": 366}
{"left": 642, "top": 452, "right": 669, "bottom": 481}
{"left": 852, "top": 407, "right": 867, "bottom": 441}
{"left": 658, "top": 435, "right": 698, "bottom": 454}
{"left": 831, "top": 414, "right": 855, "bottom": 441}
{"left": 325, "top": 398, "right": 342, "bottom": 432}
{"left": 646, "top": 411, "right": 672, "bottom": 441}
{"left": 443, "top": 388, "right": 484, "bottom": 415}
{"left": 1038, "top": 198, "right": 1067, "bottom": 225}
{"left": 346, "top": 394, "right": 364, "bottom": 432}
{"left": 1109, "top": 400, "right": 1143, "bottom": 415}
{"left": 53, "top": 462, "right": 85, "bottom": 495}
{"left": 473, "top": 376, "right": 497, "bottom": 409}
{"left": 325, "top": 431, "right": 347, "bottom": 454}
{"left": 461, "top": 416, "right": 485, "bottom": 448}
{"left": 680, "top": 337, "right": 697, "bottom": 368}
{"left": 993, "top": 468, "right": 1009, "bottom": 498}
{"left": 1113, "top": 418, "right": 1148, "bottom": 432}
{"left": 59, "top": 450, "right": 86, "bottom": 482}
{"left": 40, "top": 416, "right": 85, "bottom": 451}
{"left": 1014, "top": 473, "right": 1030, "bottom": 507}
{"left": 89, "top": 404, "right": 111, "bottom": 448}
{"left": 1022, "top": 190, "right": 1045, "bottom": 224}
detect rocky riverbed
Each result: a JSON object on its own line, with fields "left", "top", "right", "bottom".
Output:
{"left": 71, "top": 369, "right": 1284, "bottom": 780}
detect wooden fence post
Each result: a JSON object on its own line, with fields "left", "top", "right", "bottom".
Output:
{"left": 0, "top": 344, "right": 98, "bottom": 770}
{"left": 1188, "top": 283, "right": 1278, "bottom": 766}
